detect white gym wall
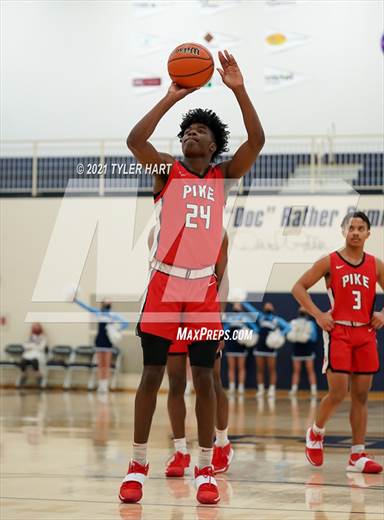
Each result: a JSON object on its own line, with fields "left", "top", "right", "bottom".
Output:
{"left": 1, "top": 0, "right": 383, "bottom": 144}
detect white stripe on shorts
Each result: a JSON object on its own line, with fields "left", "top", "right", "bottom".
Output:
{"left": 322, "top": 330, "right": 330, "bottom": 374}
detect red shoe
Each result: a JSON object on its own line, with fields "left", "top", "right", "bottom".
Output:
{"left": 305, "top": 427, "right": 324, "bottom": 467}
{"left": 165, "top": 451, "right": 191, "bottom": 477}
{"left": 347, "top": 453, "right": 383, "bottom": 474}
{"left": 212, "top": 443, "right": 234, "bottom": 474}
{"left": 119, "top": 460, "right": 149, "bottom": 503}
{"left": 194, "top": 465, "right": 220, "bottom": 504}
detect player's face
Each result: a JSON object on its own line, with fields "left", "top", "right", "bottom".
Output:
{"left": 342, "top": 217, "right": 370, "bottom": 247}
{"left": 181, "top": 123, "right": 217, "bottom": 159}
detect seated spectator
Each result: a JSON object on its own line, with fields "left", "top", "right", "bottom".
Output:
{"left": 288, "top": 306, "right": 318, "bottom": 397}
{"left": 20, "top": 323, "right": 47, "bottom": 386}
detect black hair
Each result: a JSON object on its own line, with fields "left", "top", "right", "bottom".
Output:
{"left": 177, "top": 108, "right": 229, "bottom": 161}
{"left": 341, "top": 211, "right": 371, "bottom": 230}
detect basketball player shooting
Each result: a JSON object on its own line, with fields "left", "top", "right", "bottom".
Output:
{"left": 292, "top": 211, "right": 384, "bottom": 474}
{"left": 119, "top": 50, "right": 265, "bottom": 505}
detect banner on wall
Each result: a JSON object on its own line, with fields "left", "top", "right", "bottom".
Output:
{"left": 264, "top": 0, "right": 298, "bottom": 12}
{"left": 224, "top": 193, "right": 383, "bottom": 295}
{"left": 132, "top": 74, "right": 163, "bottom": 95}
{"left": 197, "top": 0, "right": 241, "bottom": 15}
{"left": 265, "top": 29, "right": 310, "bottom": 54}
{"left": 200, "top": 30, "right": 241, "bottom": 50}
{"left": 132, "top": 77, "right": 162, "bottom": 87}
{"left": 133, "top": 1, "right": 173, "bottom": 18}
{"left": 28, "top": 189, "right": 383, "bottom": 312}
{"left": 130, "top": 32, "right": 172, "bottom": 56}
{"left": 133, "top": 0, "right": 241, "bottom": 19}
{"left": 264, "top": 66, "right": 306, "bottom": 92}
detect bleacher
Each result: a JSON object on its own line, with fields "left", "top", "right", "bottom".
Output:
{"left": 323, "top": 152, "right": 384, "bottom": 189}
{"left": 0, "top": 151, "right": 383, "bottom": 195}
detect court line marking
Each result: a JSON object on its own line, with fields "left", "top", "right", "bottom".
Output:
{"left": 1, "top": 495, "right": 382, "bottom": 515}
{"left": 2, "top": 473, "right": 383, "bottom": 491}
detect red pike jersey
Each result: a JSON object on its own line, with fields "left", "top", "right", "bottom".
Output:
{"left": 327, "top": 251, "right": 377, "bottom": 323}
{"left": 151, "top": 160, "right": 225, "bottom": 269}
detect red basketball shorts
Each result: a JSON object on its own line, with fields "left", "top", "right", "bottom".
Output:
{"left": 168, "top": 340, "right": 189, "bottom": 354}
{"left": 322, "top": 324, "right": 379, "bottom": 374}
{"left": 138, "top": 270, "right": 223, "bottom": 341}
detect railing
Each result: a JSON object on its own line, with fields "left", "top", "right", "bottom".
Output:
{"left": 0, "top": 135, "right": 383, "bottom": 195}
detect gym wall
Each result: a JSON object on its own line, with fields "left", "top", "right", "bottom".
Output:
{"left": 1, "top": 0, "right": 383, "bottom": 143}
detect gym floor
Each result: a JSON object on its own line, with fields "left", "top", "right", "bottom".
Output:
{"left": 2, "top": 389, "right": 383, "bottom": 520}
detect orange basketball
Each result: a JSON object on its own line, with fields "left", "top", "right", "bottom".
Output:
{"left": 167, "top": 42, "right": 214, "bottom": 88}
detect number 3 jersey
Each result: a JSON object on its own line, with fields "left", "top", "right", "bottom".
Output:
{"left": 327, "top": 251, "right": 377, "bottom": 323}
{"left": 151, "top": 160, "right": 225, "bottom": 269}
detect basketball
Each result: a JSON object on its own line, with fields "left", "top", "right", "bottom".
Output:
{"left": 167, "top": 42, "right": 214, "bottom": 88}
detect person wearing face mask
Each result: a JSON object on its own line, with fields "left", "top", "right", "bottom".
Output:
{"left": 253, "top": 303, "right": 290, "bottom": 397}
{"left": 288, "top": 307, "right": 318, "bottom": 397}
{"left": 74, "top": 297, "right": 129, "bottom": 393}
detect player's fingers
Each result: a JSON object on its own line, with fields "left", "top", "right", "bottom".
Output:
{"left": 229, "top": 53, "right": 237, "bottom": 65}
{"left": 217, "top": 68, "right": 224, "bottom": 78}
{"left": 224, "top": 49, "right": 231, "bottom": 61}
{"left": 218, "top": 51, "right": 227, "bottom": 66}
{"left": 371, "top": 318, "right": 381, "bottom": 329}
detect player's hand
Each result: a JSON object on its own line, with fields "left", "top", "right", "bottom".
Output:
{"left": 166, "top": 82, "right": 199, "bottom": 101}
{"left": 371, "top": 311, "right": 384, "bottom": 329}
{"left": 218, "top": 340, "right": 225, "bottom": 351}
{"left": 217, "top": 50, "right": 244, "bottom": 90}
{"left": 315, "top": 311, "right": 334, "bottom": 332}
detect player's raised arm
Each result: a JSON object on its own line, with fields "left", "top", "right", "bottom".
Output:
{"left": 127, "top": 82, "right": 197, "bottom": 167}
{"left": 291, "top": 256, "right": 334, "bottom": 331}
{"left": 217, "top": 50, "right": 265, "bottom": 179}
{"left": 371, "top": 258, "right": 384, "bottom": 329}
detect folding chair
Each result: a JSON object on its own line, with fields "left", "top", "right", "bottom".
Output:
{"left": 0, "top": 344, "right": 24, "bottom": 387}
{"left": 64, "top": 346, "right": 97, "bottom": 390}
{"left": 42, "top": 345, "right": 73, "bottom": 388}
{"left": 110, "top": 346, "right": 122, "bottom": 390}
